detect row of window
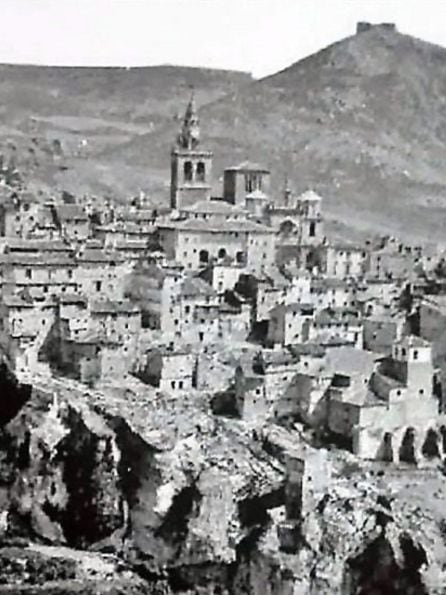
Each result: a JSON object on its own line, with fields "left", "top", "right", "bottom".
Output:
{"left": 25, "top": 268, "right": 74, "bottom": 279}
{"left": 183, "top": 161, "right": 206, "bottom": 182}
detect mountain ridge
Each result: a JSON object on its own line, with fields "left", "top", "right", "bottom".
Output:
{"left": 2, "top": 25, "right": 446, "bottom": 241}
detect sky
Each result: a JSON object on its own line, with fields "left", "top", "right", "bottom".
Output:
{"left": 1, "top": 0, "right": 446, "bottom": 78}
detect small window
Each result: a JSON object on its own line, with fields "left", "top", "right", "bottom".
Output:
{"left": 184, "top": 161, "right": 193, "bottom": 182}
{"left": 413, "top": 350, "right": 419, "bottom": 360}
{"left": 196, "top": 162, "right": 206, "bottom": 182}
{"left": 95, "top": 281, "right": 102, "bottom": 292}
{"left": 179, "top": 381, "right": 184, "bottom": 389}
{"left": 171, "top": 380, "right": 176, "bottom": 389}
{"left": 25, "top": 268, "right": 32, "bottom": 279}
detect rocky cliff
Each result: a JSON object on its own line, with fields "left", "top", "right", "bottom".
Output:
{"left": 0, "top": 365, "right": 445, "bottom": 593}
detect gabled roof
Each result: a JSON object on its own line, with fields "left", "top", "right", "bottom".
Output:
{"left": 394, "top": 335, "right": 430, "bottom": 349}
{"left": 55, "top": 204, "right": 88, "bottom": 221}
{"left": 0, "top": 253, "right": 77, "bottom": 267}
{"left": 5, "top": 238, "right": 73, "bottom": 253}
{"left": 159, "top": 218, "right": 274, "bottom": 234}
{"left": 297, "top": 189, "right": 323, "bottom": 202}
{"left": 90, "top": 299, "right": 140, "bottom": 315}
{"left": 77, "top": 249, "right": 123, "bottom": 264}
{"left": 245, "top": 189, "right": 269, "bottom": 200}
{"left": 225, "top": 160, "right": 270, "bottom": 173}
{"left": 326, "top": 346, "right": 379, "bottom": 378}
{"left": 180, "top": 199, "right": 247, "bottom": 215}
{"left": 180, "top": 276, "right": 216, "bottom": 298}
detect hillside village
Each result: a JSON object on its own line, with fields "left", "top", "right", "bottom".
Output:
{"left": 2, "top": 82, "right": 446, "bottom": 470}
{"left": 2, "top": 21, "right": 446, "bottom": 593}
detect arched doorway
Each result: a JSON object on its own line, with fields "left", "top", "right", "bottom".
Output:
{"left": 279, "top": 219, "right": 296, "bottom": 238}
{"left": 199, "top": 249, "right": 209, "bottom": 265}
{"left": 377, "top": 432, "right": 393, "bottom": 462}
{"left": 218, "top": 247, "right": 227, "bottom": 260}
{"left": 422, "top": 428, "right": 440, "bottom": 459}
{"left": 399, "top": 428, "right": 417, "bottom": 464}
{"left": 305, "top": 248, "right": 320, "bottom": 271}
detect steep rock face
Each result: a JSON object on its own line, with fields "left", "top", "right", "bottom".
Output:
{"left": 0, "top": 381, "right": 124, "bottom": 548}
{"left": 2, "top": 368, "right": 446, "bottom": 593}
{"left": 232, "top": 457, "right": 446, "bottom": 594}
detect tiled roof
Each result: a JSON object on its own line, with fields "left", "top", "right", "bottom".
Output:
{"left": 77, "top": 249, "right": 123, "bottom": 263}
{"left": 245, "top": 189, "right": 269, "bottom": 200}
{"left": 297, "top": 189, "right": 323, "bottom": 202}
{"left": 5, "top": 239, "right": 72, "bottom": 253}
{"left": 90, "top": 299, "right": 140, "bottom": 314}
{"left": 159, "top": 218, "right": 274, "bottom": 234}
{"left": 394, "top": 335, "right": 430, "bottom": 349}
{"left": 0, "top": 253, "right": 77, "bottom": 267}
{"left": 226, "top": 160, "right": 270, "bottom": 173}
{"left": 55, "top": 204, "right": 88, "bottom": 221}
{"left": 326, "top": 346, "right": 379, "bottom": 378}
{"left": 180, "top": 199, "right": 247, "bottom": 215}
{"left": 180, "top": 276, "right": 216, "bottom": 298}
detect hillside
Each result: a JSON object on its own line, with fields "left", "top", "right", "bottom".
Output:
{"left": 3, "top": 24, "right": 446, "bottom": 241}
{"left": 110, "top": 23, "right": 446, "bottom": 242}
{"left": 0, "top": 64, "right": 252, "bottom": 197}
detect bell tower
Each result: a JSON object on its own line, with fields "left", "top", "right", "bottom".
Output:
{"left": 170, "top": 93, "right": 213, "bottom": 210}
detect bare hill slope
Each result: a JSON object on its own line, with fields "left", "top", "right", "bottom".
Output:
{"left": 0, "top": 64, "right": 252, "bottom": 197}
{"left": 116, "top": 24, "right": 446, "bottom": 241}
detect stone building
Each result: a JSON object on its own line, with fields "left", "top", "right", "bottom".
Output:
{"left": 139, "top": 344, "right": 195, "bottom": 393}
{"left": 223, "top": 161, "right": 271, "bottom": 207}
{"left": 178, "top": 199, "right": 248, "bottom": 223}
{"left": 310, "top": 277, "right": 357, "bottom": 309}
{"left": 355, "top": 278, "right": 402, "bottom": 317}
{"left": 272, "top": 190, "right": 325, "bottom": 270}
{"left": 0, "top": 294, "right": 56, "bottom": 374}
{"left": 363, "top": 312, "right": 406, "bottom": 355}
{"left": 278, "top": 447, "right": 331, "bottom": 553}
{"left": 323, "top": 242, "right": 366, "bottom": 278}
{"left": 312, "top": 307, "right": 363, "bottom": 349}
{"left": 57, "top": 298, "right": 142, "bottom": 384}
{"left": 0, "top": 253, "right": 78, "bottom": 298}
{"left": 157, "top": 218, "right": 276, "bottom": 274}
{"left": 256, "top": 270, "right": 311, "bottom": 322}
{"left": 267, "top": 303, "right": 314, "bottom": 347}
{"left": 326, "top": 337, "right": 440, "bottom": 461}
{"left": 75, "top": 248, "right": 130, "bottom": 300}
{"left": 235, "top": 363, "right": 268, "bottom": 421}
{"left": 0, "top": 193, "right": 49, "bottom": 239}
{"left": 365, "top": 240, "right": 419, "bottom": 281}
{"left": 235, "top": 348, "right": 300, "bottom": 422}
{"left": 199, "top": 261, "right": 245, "bottom": 295}
{"left": 54, "top": 204, "right": 90, "bottom": 242}
{"left": 170, "top": 94, "right": 213, "bottom": 210}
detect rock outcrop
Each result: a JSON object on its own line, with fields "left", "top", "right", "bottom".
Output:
{"left": 0, "top": 366, "right": 445, "bottom": 593}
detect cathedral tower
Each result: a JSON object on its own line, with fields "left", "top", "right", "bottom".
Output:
{"left": 170, "top": 94, "right": 213, "bottom": 210}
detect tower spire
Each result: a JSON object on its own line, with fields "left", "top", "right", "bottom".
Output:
{"left": 177, "top": 90, "right": 200, "bottom": 150}
{"left": 283, "top": 173, "right": 292, "bottom": 206}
